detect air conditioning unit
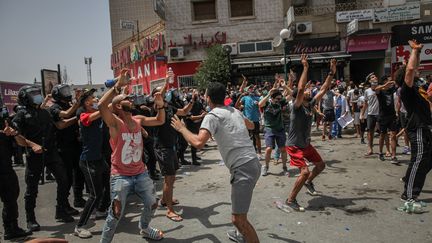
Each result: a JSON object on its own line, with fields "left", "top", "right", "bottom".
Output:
{"left": 296, "top": 22, "right": 312, "bottom": 34}
{"left": 169, "top": 47, "right": 184, "bottom": 60}
{"left": 222, "top": 43, "right": 238, "bottom": 55}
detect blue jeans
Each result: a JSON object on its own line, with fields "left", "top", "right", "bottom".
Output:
{"left": 100, "top": 171, "right": 157, "bottom": 243}
{"left": 332, "top": 108, "right": 342, "bottom": 137}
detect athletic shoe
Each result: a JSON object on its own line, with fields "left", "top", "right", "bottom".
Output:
{"left": 285, "top": 199, "right": 305, "bottom": 212}
{"left": 261, "top": 165, "right": 268, "bottom": 176}
{"left": 282, "top": 166, "right": 289, "bottom": 176}
{"left": 401, "top": 194, "right": 418, "bottom": 202}
{"left": 74, "top": 227, "right": 92, "bottom": 239}
{"left": 304, "top": 182, "right": 318, "bottom": 196}
{"left": 66, "top": 206, "right": 80, "bottom": 216}
{"left": 402, "top": 146, "right": 411, "bottom": 155}
{"left": 257, "top": 154, "right": 263, "bottom": 160}
{"left": 93, "top": 210, "right": 108, "bottom": 220}
{"left": 227, "top": 229, "right": 245, "bottom": 243}
{"left": 74, "top": 198, "right": 86, "bottom": 208}
{"left": 390, "top": 157, "right": 399, "bottom": 165}
{"left": 379, "top": 153, "right": 385, "bottom": 161}
{"left": 361, "top": 138, "right": 366, "bottom": 144}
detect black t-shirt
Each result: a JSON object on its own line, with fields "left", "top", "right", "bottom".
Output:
{"left": 287, "top": 98, "right": 317, "bottom": 148}
{"left": 154, "top": 104, "right": 178, "bottom": 147}
{"left": 49, "top": 102, "right": 80, "bottom": 150}
{"left": 186, "top": 100, "right": 205, "bottom": 128}
{"left": 400, "top": 83, "right": 432, "bottom": 131}
{"left": 12, "top": 107, "right": 57, "bottom": 150}
{"left": 377, "top": 87, "right": 396, "bottom": 119}
{"left": 0, "top": 132, "right": 14, "bottom": 175}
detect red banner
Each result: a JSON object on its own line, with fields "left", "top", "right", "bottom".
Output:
{"left": 347, "top": 34, "right": 390, "bottom": 53}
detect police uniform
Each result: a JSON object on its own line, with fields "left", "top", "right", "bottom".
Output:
{"left": 12, "top": 86, "right": 75, "bottom": 231}
{"left": 0, "top": 113, "right": 32, "bottom": 240}
{"left": 49, "top": 100, "right": 85, "bottom": 207}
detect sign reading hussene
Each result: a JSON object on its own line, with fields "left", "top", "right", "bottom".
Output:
{"left": 284, "top": 37, "right": 340, "bottom": 55}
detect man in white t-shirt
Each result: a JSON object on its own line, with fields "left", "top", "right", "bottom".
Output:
{"left": 361, "top": 73, "right": 380, "bottom": 156}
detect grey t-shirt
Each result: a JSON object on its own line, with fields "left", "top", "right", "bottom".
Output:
{"left": 322, "top": 90, "right": 334, "bottom": 111}
{"left": 286, "top": 98, "right": 316, "bottom": 148}
{"left": 200, "top": 106, "right": 257, "bottom": 171}
{"left": 364, "top": 88, "right": 379, "bottom": 116}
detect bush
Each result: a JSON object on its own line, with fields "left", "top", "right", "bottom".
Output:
{"left": 194, "top": 45, "right": 230, "bottom": 90}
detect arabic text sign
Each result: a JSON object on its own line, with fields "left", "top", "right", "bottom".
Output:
{"left": 374, "top": 3, "right": 420, "bottom": 23}
{"left": 336, "top": 9, "right": 374, "bottom": 23}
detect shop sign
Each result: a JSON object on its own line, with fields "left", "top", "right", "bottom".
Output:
{"left": 373, "top": 3, "right": 420, "bottom": 23}
{"left": 111, "top": 33, "right": 165, "bottom": 70}
{"left": 0, "top": 82, "right": 30, "bottom": 113}
{"left": 114, "top": 55, "right": 167, "bottom": 94}
{"left": 336, "top": 9, "right": 374, "bottom": 23}
{"left": 347, "top": 34, "right": 390, "bottom": 52}
{"left": 168, "top": 31, "right": 227, "bottom": 49}
{"left": 391, "top": 43, "right": 432, "bottom": 63}
{"left": 391, "top": 22, "right": 432, "bottom": 46}
{"left": 347, "top": 19, "right": 358, "bottom": 36}
{"left": 285, "top": 37, "right": 340, "bottom": 55}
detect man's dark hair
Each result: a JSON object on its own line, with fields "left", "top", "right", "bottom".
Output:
{"left": 271, "top": 91, "right": 282, "bottom": 98}
{"left": 207, "top": 82, "right": 226, "bottom": 105}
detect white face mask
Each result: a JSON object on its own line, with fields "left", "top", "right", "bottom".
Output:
{"left": 92, "top": 103, "right": 99, "bottom": 110}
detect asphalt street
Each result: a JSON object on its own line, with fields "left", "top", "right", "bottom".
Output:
{"left": 1, "top": 131, "right": 431, "bottom": 243}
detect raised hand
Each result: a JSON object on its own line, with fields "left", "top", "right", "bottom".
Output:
{"left": 408, "top": 39, "right": 423, "bottom": 50}
{"left": 171, "top": 115, "right": 186, "bottom": 132}
{"left": 301, "top": 54, "right": 309, "bottom": 68}
{"left": 330, "top": 58, "right": 337, "bottom": 74}
{"left": 153, "top": 92, "right": 164, "bottom": 108}
{"left": 117, "top": 68, "right": 130, "bottom": 87}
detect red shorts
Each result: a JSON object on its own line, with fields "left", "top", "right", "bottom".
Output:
{"left": 286, "top": 144, "right": 323, "bottom": 168}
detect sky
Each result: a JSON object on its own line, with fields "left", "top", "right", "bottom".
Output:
{"left": 0, "top": 0, "right": 113, "bottom": 85}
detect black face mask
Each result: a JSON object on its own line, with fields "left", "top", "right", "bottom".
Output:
{"left": 121, "top": 104, "right": 133, "bottom": 113}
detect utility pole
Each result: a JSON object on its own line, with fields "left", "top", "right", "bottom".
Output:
{"left": 84, "top": 57, "right": 92, "bottom": 85}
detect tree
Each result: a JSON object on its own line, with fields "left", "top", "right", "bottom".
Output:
{"left": 194, "top": 44, "right": 230, "bottom": 89}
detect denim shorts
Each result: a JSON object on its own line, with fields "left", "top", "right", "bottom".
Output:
{"left": 264, "top": 128, "right": 286, "bottom": 149}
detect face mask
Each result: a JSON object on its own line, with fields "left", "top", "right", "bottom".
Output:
{"left": 165, "top": 92, "right": 172, "bottom": 103}
{"left": 206, "top": 106, "right": 211, "bottom": 112}
{"left": 92, "top": 103, "right": 99, "bottom": 110}
{"left": 31, "top": 94, "right": 43, "bottom": 106}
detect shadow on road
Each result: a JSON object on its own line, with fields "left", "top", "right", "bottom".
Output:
{"left": 306, "top": 195, "right": 391, "bottom": 215}
{"left": 267, "top": 233, "right": 302, "bottom": 243}
{"left": 154, "top": 202, "right": 232, "bottom": 229}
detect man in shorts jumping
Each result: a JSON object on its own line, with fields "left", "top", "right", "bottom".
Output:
{"left": 285, "top": 55, "right": 336, "bottom": 211}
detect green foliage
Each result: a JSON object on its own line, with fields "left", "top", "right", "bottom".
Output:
{"left": 194, "top": 45, "right": 230, "bottom": 90}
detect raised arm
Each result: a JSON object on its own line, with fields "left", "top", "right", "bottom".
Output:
{"left": 98, "top": 69, "right": 129, "bottom": 128}
{"left": 239, "top": 75, "right": 248, "bottom": 93}
{"left": 405, "top": 40, "right": 423, "bottom": 88}
{"left": 160, "top": 70, "right": 174, "bottom": 97}
{"left": 314, "top": 59, "right": 336, "bottom": 102}
{"left": 177, "top": 91, "right": 197, "bottom": 116}
{"left": 136, "top": 92, "right": 165, "bottom": 127}
{"left": 258, "top": 88, "right": 276, "bottom": 108}
{"left": 294, "top": 54, "right": 309, "bottom": 108}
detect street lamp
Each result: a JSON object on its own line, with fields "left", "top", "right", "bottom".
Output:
{"left": 280, "top": 28, "right": 291, "bottom": 82}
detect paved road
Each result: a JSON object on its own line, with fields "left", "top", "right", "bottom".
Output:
{"left": 1, "top": 132, "right": 431, "bottom": 242}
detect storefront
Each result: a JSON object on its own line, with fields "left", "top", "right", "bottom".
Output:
{"left": 285, "top": 36, "right": 348, "bottom": 82}
{"left": 111, "top": 32, "right": 172, "bottom": 94}
{"left": 391, "top": 22, "right": 432, "bottom": 76}
{"left": 346, "top": 33, "right": 390, "bottom": 83}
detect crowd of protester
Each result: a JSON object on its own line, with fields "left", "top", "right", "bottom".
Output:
{"left": 0, "top": 40, "right": 431, "bottom": 242}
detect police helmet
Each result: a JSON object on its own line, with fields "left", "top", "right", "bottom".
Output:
{"left": 51, "top": 84, "right": 72, "bottom": 102}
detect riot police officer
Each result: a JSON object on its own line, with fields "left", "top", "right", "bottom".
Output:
{"left": 12, "top": 85, "right": 78, "bottom": 231}
{"left": 49, "top": 84, "right": 86, "bottom": 207}
{"left": 0, "top": 106, "right": 32, "bottom": 240}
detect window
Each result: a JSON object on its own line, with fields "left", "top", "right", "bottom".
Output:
{"left": 192, "top": 0, "right": 216, "bottom": 21}
{"left": 230, "top": 0, "right": 254, "bottom": 18}
{"left": 239, "top": 41, "right": 273, "bottom": 54}
{"left": 178, "top": 75, "right": 197, "bottom": 87}
{"left": 256, "top": 42, "right": 272, "bottom": 52}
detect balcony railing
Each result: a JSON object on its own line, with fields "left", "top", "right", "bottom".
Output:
{"left": 294, "top": 1, "right": 384, "bottom": 16}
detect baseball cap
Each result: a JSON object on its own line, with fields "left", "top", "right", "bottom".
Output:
{"left": 79, "top": 88, "right": 96, "bottom": 106}
{"left": 112, "top": 94, "right": 134, "bottom": 105}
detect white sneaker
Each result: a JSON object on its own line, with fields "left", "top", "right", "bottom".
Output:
{"left": 261, "top": 165, "right": 268, "bottom": 176}
{"left": 74, "top": 226, "right": 92, "bottom": 239}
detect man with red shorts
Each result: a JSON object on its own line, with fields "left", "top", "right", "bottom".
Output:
{"left": 285, "top": 55, "right": 336, "bottom": 211}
